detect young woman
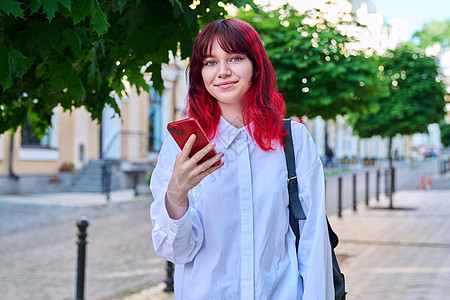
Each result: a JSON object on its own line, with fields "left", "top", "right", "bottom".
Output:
{"left": 150, "top": 18, "right": 334, "bottom": 299}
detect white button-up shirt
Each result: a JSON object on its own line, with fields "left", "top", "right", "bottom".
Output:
{"left": 150, "top": 117, "right": 334, "bottom": 300}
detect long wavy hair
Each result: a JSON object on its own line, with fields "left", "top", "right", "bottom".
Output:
{"left": 186, "top": 18, "right": 286, "bottom": 151}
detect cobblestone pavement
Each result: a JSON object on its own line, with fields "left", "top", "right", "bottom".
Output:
{"left": 328, "top": 189, "right": 450, "bottom": 300}
{"left": 0, "top": 190, "right": 167, "bottom": 300}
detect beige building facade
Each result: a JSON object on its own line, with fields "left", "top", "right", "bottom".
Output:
{"left": 0, "top": 84, "right": 152, "bottom": 194}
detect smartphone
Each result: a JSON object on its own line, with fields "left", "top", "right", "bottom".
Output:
{"left": 167, "top": 118, "right": 220, "bottom": 166}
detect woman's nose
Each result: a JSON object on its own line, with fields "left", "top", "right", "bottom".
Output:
{"left": 218, "top": 63, "right": 231, "bottom": 77}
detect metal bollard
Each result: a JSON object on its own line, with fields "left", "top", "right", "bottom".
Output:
{"left": 392, "top": 168, "right": 396, "bottom": 193}
{"left": 338, "top": 177, "right": 342, "bottom": 218}
{"left": 164, "top": 261, "right": 174, "bottom": 292}
{"left": 376, "top": 169, "right": 380, "bottom": 202}
{"left": 133, "top": 169, "right": 139, "bottom": 196}
{"left": 384, "top": 169, "right": 390, "bottom": 197}
{"left": 76, "top": 217, "right": 89, "bottom": 300}
{"left": 102, "top": 162, "right": 112, "bottom": 201}
{"left": 365, "top": 171, "right": 369, "bottom": 206}
{"left": 352, "top": 174, "right": 357, "bottom": 211}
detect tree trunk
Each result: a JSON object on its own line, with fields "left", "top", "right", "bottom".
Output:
{"left": 388, "top": 136, "right": 393, "bottom": 209}
{"left": 324, "top": 120, "right": 329, "bottom": 155}
{"left": 8, "top": 133, "right": 19, "bottom": 181}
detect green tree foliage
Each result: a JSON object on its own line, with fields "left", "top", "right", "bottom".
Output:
{"left": 348, "top": 42, "right": 446, "bottom": 207}
{"left": 0, "top": 0, "right": 257, "bottom": 136}
{"left": 440, "top": 121, "right": 450, "bottom": 147}
{"left": 413, "top": 20, "right": 450, "bottom": 48}
{"left": 348, "top": 43, "right": 446, "bottom": 139}
{"left": 238, "top": 5, "right": 384, "bottom": 120}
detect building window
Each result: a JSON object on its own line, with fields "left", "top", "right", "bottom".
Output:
{"left": 21, "top": 121, "right": 51, "bottom": 148}
{"left": 149, "top": 88, "right": 162, "bottom": 152}
{"left": 18, "top": 110, "right": 59, "bottom": 161}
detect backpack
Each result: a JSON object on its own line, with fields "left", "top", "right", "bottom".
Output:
{"left": 283, "top": 119, "right": 346, "bottom": 300}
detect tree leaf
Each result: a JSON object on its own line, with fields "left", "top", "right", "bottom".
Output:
{"left": 0, "top": 47, "right": 27, "bottom": 90}
{"left": 9, "top": 49, "right": 27, "bottom": 78}
{"left": 71, "top": 0, "right": 91, "bottom": 24}
{"left": 0, "top": 0, "right": 24, "bottom": 19}
{"left": 30, "top": 0, "right": 72, "bottom": 21}
{"left": 117, "top": 0, "right": 127, "bottom": 13}
{"left": 0, "top": 47, "right": 12, "bottom": 89}
{"left": 46, "top": 60, "right": 86, "bottom": 102}
{"left": 169, "top": 0, "right": 183, "bottom": 12}
{"left": 61, "top": 28, "right": 82, "bottom": 58}
{"left": 148, "top": 62, "right": 163, "bottom": 95}
{"left": 90, "top": 0, "right": 109, "bottom": 35}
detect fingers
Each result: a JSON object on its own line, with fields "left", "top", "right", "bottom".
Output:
{"left": 181, "top": 134, "right": 196, "bottom": 159}
{"left": 197, "top": 160, "right": 224, "bottom": 182}
{"left": 191, "top": 141, "right": 217, "bottom": 164}
{"left": 174, "top": 136, "right": 224, "bottom": 191}
{"left": 196, "top": 151, "right": 224, "bottom": 172}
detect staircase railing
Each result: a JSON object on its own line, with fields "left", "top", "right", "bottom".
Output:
{"left": 101, "top": 130, "right": 161, "bottom": 200}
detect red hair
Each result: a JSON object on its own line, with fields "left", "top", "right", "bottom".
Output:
{"left": 185, "top": 18, "right": 286, "bottom": 151}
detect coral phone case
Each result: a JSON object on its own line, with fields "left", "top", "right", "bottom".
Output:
{"left": 167, "top": 118, "right": 220, "bottom": 166}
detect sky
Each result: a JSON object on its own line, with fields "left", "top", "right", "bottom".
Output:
{"left": 256, "top": 0, "right": 450, "bottom": 39}
{"left": 372, "top": 0, "right": 450, "bottom": 38}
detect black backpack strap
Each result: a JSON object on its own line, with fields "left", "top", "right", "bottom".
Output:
{"left": 327, "top": 218, "right": 339, "bottom": 249}
{"left": 283, "top": 120, "right": 346, "bottom": 299}
{"left": 283, "top": 119, "right": 306, "bottom": 250}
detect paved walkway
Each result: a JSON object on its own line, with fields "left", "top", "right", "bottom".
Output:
{"left": 0, "top": 189, "right": 140, "bottom": 207}
{"left": 118, "top": 189, "right": 450, "bottom": 300}
{"left": 0, "top": 190, "right": 164, "bottom": 300}
{"left": 329, "top": 189, "right": 450, "bottom": 300}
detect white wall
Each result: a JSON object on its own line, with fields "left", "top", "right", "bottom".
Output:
{"left": 0, "top": 134, "right": 4, "bottom": 160}
{"left": 102, "top": 97, "right": 122, "bottom": 160}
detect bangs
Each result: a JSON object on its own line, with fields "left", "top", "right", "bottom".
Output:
{"left": 197, "top": 20, "right": 250, "bottom": 59}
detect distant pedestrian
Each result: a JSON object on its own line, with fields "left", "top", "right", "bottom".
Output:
{"left": 150, "top": 18, "right": 333, "bottom": 299}
{"left": 326, "top": 146, "right": 334, "bottom": 168}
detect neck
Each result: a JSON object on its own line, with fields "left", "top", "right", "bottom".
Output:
{"left": 218, "top": 103, "right": 244, "bottom": 128}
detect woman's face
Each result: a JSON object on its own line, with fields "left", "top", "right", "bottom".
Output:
{"left": 201, "top": 39, "right": 253, "bottom": 110}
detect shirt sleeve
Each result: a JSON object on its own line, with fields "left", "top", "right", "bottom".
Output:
{"left": 291, "top": 122, "right": 334, "bottom": 300}
{"left": 149, "top": 134, "right": 204, "bottom": 264}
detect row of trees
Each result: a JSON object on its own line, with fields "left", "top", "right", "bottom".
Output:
{"left": 238, "top": 5, "right": 446, "bottom": 145}
{"left": 237, "top": 5, "right": 447, "bottom": 208}
{"left": 413, "top": 19, "right": 450, "bottom": 147}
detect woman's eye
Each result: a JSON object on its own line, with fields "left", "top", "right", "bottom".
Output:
{"left": 230, "top": 57, "right": 243, "bottom": 62}
{"left": 204, "top": 61, "right": 217, "bottom": 66}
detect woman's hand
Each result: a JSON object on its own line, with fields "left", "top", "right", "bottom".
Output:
{"left": 166, "top": 134, "right": 224, "bottom": 219}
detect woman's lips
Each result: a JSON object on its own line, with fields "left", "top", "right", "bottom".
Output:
{"left": 215, "top": 81, "right": 237, "bottom": 88}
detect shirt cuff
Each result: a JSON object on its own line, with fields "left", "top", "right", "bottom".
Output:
{"left": 163, "top": 198, "right": 192, "bottom": 242}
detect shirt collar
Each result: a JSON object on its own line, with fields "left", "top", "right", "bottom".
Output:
{"left": 216, "top": 116, "right": 248, "bottom": 148}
